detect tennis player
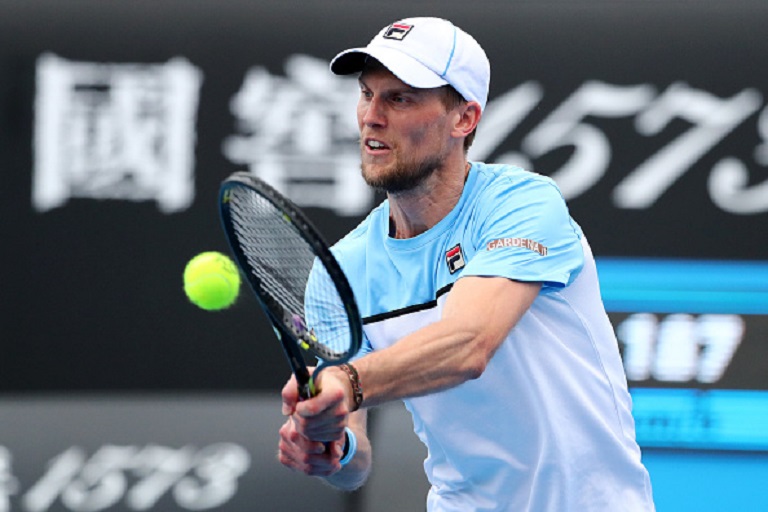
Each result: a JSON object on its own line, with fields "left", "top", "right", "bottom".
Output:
{"left": 278, "top": 17, "right": 655, "bottom": 511}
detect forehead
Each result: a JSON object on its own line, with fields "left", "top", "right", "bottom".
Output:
{"left": 359, "top": 64, "right": 410, "bottom": 88}
{"left": 358, "top": 65, "right": 445, "bottom": 102}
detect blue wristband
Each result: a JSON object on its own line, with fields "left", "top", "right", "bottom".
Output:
{"left": 339, "top": 427, "right": 357, "bottom": 467}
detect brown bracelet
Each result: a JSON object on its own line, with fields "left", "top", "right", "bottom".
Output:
{"left": 339, "top": 363, "right": 364, "bottom": 412}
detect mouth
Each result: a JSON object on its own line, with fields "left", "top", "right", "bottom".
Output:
{"left": 363, "top": 138, "right": 391, "bottom": 154}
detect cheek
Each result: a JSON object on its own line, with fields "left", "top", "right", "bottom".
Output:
{"left": 405, "top": 127, "right": 428, "bottom": 146}
{"left": 356, "top": 103, "right": 365, "bottom": 128}
{"left": 404, "top": 117, "right": 440, "bottom": 145}
{"left": 356, "top": 96, "right": 375, "bottom": 129}
{"left": 406, "top": 119, "right": 445, "bottom": 149}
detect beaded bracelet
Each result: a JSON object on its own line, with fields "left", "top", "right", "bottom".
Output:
{"left": 338, "top": 363, "right": 364, "bottom": 412}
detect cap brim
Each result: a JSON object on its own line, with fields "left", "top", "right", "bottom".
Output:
{"left": 330, "top": 46, "right": 448, "bottom": 89}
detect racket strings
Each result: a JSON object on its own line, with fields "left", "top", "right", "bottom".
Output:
{"left": 228, "top": 187, "right": 354, "bottom": 361}
{"left": 230, "top": 197, "right": 312, "bottom": 317}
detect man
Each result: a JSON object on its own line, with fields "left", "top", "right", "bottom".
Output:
{"left": 278, "top": 17, "right": 655, "bottom": 511}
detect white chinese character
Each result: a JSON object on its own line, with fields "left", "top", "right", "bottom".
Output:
{"left": 33, "top": 54, "right": 203, "bottom": 213}
{"left": 223, "top": 54, "right": 372, "bottom": 216}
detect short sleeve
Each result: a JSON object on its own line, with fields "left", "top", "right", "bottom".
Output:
{"left": 463, "top": 175, "right": 584, "bottom": 288}
{"left": 305, "top": 257, "right": 372, "bottom": 361}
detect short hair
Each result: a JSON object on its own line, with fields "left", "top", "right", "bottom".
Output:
{"left": 439, "top": 85, "right": 477, "bottom": 152}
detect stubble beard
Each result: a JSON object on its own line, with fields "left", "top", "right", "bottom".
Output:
{"left": 361, "top": 152, "right": 446, "bottom": 194}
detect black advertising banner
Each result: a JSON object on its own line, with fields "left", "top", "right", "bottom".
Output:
{"left": 1, "top": 0, "right": 767, "bottom": 395}
{"left": 0, "top": 396, "right": 349, "bottom": 512}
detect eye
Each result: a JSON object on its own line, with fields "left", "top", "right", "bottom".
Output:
{"left": 391, "top": 94, "right": 409, "bottom": 104}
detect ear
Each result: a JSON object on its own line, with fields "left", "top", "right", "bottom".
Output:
{"left": 451, "top": 101, "right": 482, "bottom": 140}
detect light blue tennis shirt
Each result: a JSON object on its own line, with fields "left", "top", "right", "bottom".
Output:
{"left": 326, "top": 163, "right": 655, "bottom": 512}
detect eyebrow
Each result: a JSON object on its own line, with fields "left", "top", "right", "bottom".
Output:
{"left": 358, "top": 77, "right": 420, "bottom": 95}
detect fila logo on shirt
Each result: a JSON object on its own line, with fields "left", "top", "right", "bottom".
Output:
{"left": 445, "top": 244, "right": 465, "bottom": 274}
{"left": 383, "top": 23, "right": 413, "bottom": 40}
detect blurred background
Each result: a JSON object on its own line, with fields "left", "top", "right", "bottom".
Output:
{"left": 1, "top": 0, "right": 767, "bottom": 510}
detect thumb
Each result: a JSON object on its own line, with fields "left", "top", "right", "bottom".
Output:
{"left": 281, "top": 375, "right": 300, "bottom": 415}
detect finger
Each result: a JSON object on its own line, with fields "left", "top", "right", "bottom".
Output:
{"left": 281, "top": 375, "right": 300, "bottom": 415}
{"left": 308, "top": 440, "right": 327, "bottom": 455}
{"left": 278, "top": 440, "right": 340, "bottom": 476}
{"left": 329, "top": 437, "right": 344, "bottom": 460}
{"left": 291, "top": 414, "right": 347, "bottom": 443}
{"left": 295, "top": 386, "right": 346, "bottom": 418}
{"left": 278, "top": 423, "right": 316, "bottom": 469}
{"left": 306, "top": 423, "right": 348, "bottom": 443}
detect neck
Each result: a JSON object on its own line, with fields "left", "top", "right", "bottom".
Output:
{"left": 388, "top": 159, "right": 470, "bottom": 239}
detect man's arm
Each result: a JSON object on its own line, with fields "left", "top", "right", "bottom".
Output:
{"left": 289, "top": 276, "right": 540, "bottom": 438}
{"left": 348, "top": 276, "right": 541, "bottom": 406}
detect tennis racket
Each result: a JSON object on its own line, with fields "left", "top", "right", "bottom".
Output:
{"left": 219, "top": 171, "right": 363, "bottom": 400}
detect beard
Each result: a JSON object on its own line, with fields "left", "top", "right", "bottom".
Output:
{"left": 361, "top": 152, "right": 446, "bottom": 194}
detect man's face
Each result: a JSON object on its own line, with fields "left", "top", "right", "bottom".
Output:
{"left": 356, "top": 65, "right": 456, "bottom": 193}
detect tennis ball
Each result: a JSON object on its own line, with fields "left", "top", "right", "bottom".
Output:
{"left": 183, "top": 251, "right": 241, "bottom": 311}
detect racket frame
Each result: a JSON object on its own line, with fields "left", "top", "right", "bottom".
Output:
{"left": 219, "top": 171, "right": 363, "bottom": 399}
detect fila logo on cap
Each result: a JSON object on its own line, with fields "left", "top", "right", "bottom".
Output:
{"left": 383, "top": 22, "right": 413, "bottom": 40}
{"left": 446, "top": 244, "right": 465, "bottom": 274}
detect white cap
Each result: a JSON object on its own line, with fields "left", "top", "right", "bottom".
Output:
{"left": 330, "top": 17, "right": 490, "bottom": 112}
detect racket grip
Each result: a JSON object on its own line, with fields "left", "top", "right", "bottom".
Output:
{"left": 295, "top": 376, "right": 335, "bottom": 454}
{"left": 298, "top": 381, "right": 314, "bottom": 400}
{"left": 297, "top": 372, "right": 318, "bottom": 400}
{"left": 295, "top": 366, "right": 314, "bottom": 400}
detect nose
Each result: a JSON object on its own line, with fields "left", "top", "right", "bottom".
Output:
{"left": 359, "top": 96, "right": 386, "bottom": 128}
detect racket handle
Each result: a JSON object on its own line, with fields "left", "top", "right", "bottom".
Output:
{"left": 295, "top": 366, "right": 314, "bottom": 400}
{"left": 296, "top": 374, "right": 334, "bottom": 454}
{"left": 298, "top": 381, "right": 314, "bottom": 400}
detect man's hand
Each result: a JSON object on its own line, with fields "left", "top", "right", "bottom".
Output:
{"left": 278, "top": 371, "right": 372, "bottom": 490}
{"left": 281, "top": 369, "right": 352, "bottom": 443}
{"left": 278, "top": 369, "right": 353, "bottom": 477}
{"left": 277, "top": 417, "right": 345, "bottom": 477}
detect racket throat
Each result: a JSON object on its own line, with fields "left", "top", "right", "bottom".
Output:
{"left": 287, "top": 312, "right": 318, "bottom": 350}
{"left": 287, "top": 313, "right": 318, "bottom": 399}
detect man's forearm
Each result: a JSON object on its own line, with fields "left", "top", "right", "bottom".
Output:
{"left": 322, "top": 420, "right": 372, "bottom": 491}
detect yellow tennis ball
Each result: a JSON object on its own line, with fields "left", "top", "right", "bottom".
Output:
{"left": 183, "top": 251, "right": 241, "bottom": 311}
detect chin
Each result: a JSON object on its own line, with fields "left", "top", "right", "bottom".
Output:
{"left": 361, "top": 163, "right": 389, "bottom": 183}
{"left": 360, "top": 167, "right": 393, "bottom": 192}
